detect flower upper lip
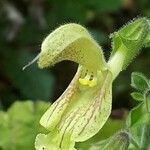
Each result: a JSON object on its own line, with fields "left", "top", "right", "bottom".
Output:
{"left": 38, "top": 23, "right": 107, "bottom": 73}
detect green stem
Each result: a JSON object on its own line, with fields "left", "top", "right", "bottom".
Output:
{"left": 140, "top": 93, "right": 150, "bottom": 149}
{"left": 145, "top": 97, "right": 150, "bottom": 114}
{"left": 140, "top": 124, "right": 150, "bottom": 150}
{"left": 145, "top": 90, "right": 150, "bottom": 114}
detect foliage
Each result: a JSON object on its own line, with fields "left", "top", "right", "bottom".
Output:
{"left": 126, "top": 72, "right": 150, "bottom": 149}
{"left": 0, "top": 101, "right": 49, "bottom": 150}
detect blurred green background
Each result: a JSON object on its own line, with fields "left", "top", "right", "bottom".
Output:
{"left": 0, "top": 0, "right": 150, "bottom": 117}
{"left": 0, "top": 0, "right": 150, "bottom": 149}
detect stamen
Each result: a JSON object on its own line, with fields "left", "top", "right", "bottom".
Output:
{"left": 89, "top": 73, "right": 94, "bottom": 81}
{"left": 79, "top": 71, "right": 97, "bottom": 87}
{"left": 79, "top": 75, "right": 90, "bottom": 86}
{"left": 84, "top": 70, "right": 88, "bottom": 76}
{"left": 88, "top": 77, "right": 97, "bottom": 87}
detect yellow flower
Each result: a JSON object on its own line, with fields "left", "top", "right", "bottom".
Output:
{"left": 30, "top": 18, "right": 149, "bottom": 150}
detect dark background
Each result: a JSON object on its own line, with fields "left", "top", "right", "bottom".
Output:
{"left": 0, "top": 0, "right": 150, "bottom": 112}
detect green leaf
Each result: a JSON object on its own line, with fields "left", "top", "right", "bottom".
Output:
{"left": 0, "top": 112, "right": 9, "bottom": 150}
{"left": 0, "top": 101, "right": 49, "bottom": 150}
{"left": 131, "top": 92, "right": 144, "bottom": 102}
{"left": 89, "top": 130, "right": 129, "bottom": 150}
{"left": 126, "top": 103, "right": 149, "bottom": 129}
{"left": 131, "top": 72, "right": 149, "bottom": 92}
{"left": 126, "top": 103, "right": 150, "bottom": 147}
{"left": 8, "top": 101, "right": 34, "bottom": 123}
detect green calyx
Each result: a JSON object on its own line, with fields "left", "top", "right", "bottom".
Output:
{"left": 90, "top": 130, "right": 129, "bottom": 150}
{"left": 109, "top": 18, "right": 149, "bottom": 74}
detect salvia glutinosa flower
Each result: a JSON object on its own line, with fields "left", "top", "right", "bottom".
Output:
{"left": 23, "top": 18, "right": 150, "bottom": 150}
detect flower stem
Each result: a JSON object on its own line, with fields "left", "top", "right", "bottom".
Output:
{"left": 107, "top": 47, "right": 126, "bottom": 80}
{"left": 140, "top": 124, "right": 150, "bottom": 150}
